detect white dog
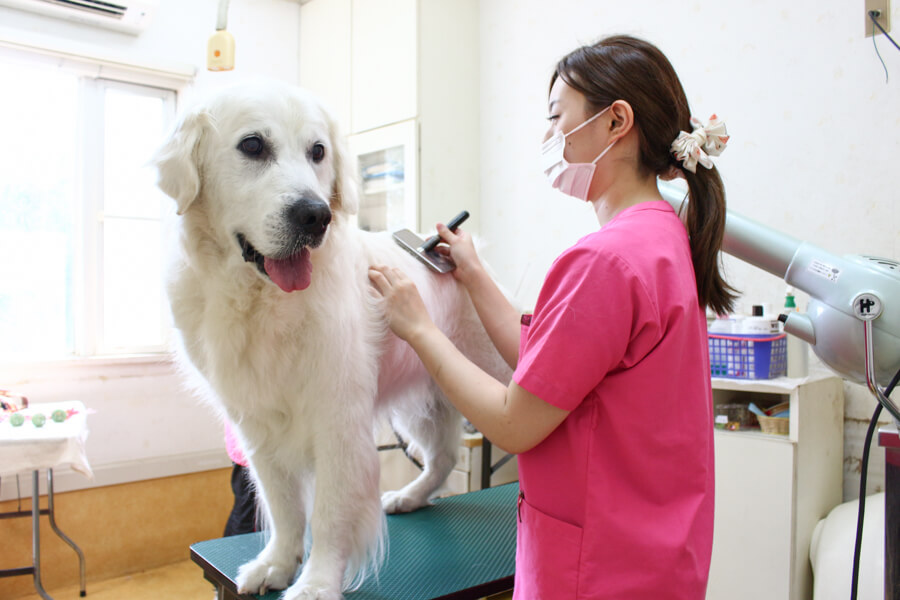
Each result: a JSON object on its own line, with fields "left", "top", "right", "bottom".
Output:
{"left": 152, "top": 81, "right": 510, "bottom": 599}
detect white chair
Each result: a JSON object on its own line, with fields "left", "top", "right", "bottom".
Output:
{"left": 810, "top": 493, "right": 885, "bottom": 600}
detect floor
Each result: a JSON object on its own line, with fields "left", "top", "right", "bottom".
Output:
{"left": 17, "top": 559, "right": 514, "bottom": 600}
{"left": 16, "top": 559, "right": 212, "bottom": 600}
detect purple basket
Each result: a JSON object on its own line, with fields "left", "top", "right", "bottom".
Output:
{"left": 708, "top": 333, "right": 787, "bottom": 379}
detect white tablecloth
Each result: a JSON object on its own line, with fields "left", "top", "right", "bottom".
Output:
{"left": 0, "top": 401, "right": 92, "bottom": 478}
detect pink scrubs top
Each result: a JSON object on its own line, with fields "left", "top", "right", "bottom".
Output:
{"left": 224, "top": 421, "right": 248, "bottom": 467}
{"left": 512, "top": 201, "right": 714, "bottom": 599}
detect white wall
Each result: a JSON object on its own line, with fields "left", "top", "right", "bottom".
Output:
{"left": 0, "top": 0, "right": 302, "bottom": 500}
{"left": 2, "top": 0, "right": 895, "bottom": 502}
{"left": 0, "top": 0, "right": 302, "bottom": 89}
{"left": 477, "top": 0, "right": 900, "bottom": 500}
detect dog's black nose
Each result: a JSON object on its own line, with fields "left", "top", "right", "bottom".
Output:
{"left": 288, "top": 197, "right": 332, "bottom": 235}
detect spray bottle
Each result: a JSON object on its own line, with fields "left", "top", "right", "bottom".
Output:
{"left": 782, "top": 287, "right": 809, "bottom": 378}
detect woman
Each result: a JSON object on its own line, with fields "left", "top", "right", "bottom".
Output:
{"left": 369, "top": 35, "right": 735, "bottom": 599}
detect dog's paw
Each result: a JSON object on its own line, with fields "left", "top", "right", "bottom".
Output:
{"left": 236, "top": 556, "right": 296, "bottom": 595}
{"left": 281, "top": 583, "right": 342, "bottom": 600}
{"left": 381, "top": 489, "right": 428, "bottom": 514}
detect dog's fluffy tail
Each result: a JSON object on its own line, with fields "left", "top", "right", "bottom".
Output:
{"left": 342, "top": 508, "right": 387, "bottom": 592}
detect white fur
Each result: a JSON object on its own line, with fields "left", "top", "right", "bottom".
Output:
{"left": 153, "top": 81, "right": 510, "bottom": 600}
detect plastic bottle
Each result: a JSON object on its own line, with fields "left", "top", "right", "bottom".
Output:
{"left": 742, "top": 304, "right": 780, "bottom": 334}
{"left": 709, "top": 314, "right": 734, "bottom": 333}
{"left": 783, "top": 287, "right": 809, "bottom": 378}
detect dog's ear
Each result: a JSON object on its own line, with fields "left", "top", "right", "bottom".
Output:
{"left": 153, "top": 107, "right": 211, "bottom": 215}
{"left": 326, "top": 113, "right": 359, "bottom": 216}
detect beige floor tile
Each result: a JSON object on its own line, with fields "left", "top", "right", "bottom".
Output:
{"left": 16, "top": 558, "right": 514, "bottom": 600}
{"left": 15, "top": 559, "right": 213, "bottom": 600}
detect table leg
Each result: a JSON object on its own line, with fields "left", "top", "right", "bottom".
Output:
{"left": 479, "top": 439, "right": 514, "bottom": 490}
{"left": 220, "top": 584, "right": 244, "bottom": 600}
{"left": 31, "top": 471, "right": 52, "bottom": 600}
{"left": 46, "top": 469, "right": 87, "bottom": 597}
{"left": 209, "top": 579, "right": 238, "bottom": 600}
{"left": 885, "top": 450, "right": 900, "bottom": 600}
{"left": 481, "top": 438, "right": 492, "bottom": 490}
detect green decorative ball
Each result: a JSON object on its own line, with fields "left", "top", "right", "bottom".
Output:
{"left": 9, "top": 413, "right": 25, "bottom": 427}
{"left": 32, "top": 413, "right": 46, "bottom": 427}
{"left": 52, "top": 409, "right": 67, "bottom": 423}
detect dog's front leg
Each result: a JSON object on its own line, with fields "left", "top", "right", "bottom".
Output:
{"left": 282, "top": 427, "right": 384, "bottom": 600}
{"left": 236, "top": 458, "right": 305, "bottom": 595}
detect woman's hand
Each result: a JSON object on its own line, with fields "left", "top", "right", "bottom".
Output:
{"left": 368, "top": 266, "right": 434, "bottom": 343}
{"left": 435, "top": 224, "right": 482, "bottom": 285}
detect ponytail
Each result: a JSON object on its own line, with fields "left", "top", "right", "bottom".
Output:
{"left": 682, "top": 166, "right": 737, "bottom": 315}
{"left": 553, "top": 35, "right": 737, "bottom": 315}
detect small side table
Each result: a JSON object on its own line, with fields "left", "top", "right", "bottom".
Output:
{"left": 0, "top": 401, "right": 92, "bottom": 599}
{"left": 879, "top": 425, "right": 900, "bottom": 600}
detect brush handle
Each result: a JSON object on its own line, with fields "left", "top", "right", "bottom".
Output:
{"left": 421, "top": 211, "right": 470, "bottom": 252}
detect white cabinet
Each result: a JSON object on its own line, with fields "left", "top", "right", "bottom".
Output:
{"left": 412, "top": 0, "right": 480, "bottom": 232}
{"left": 298, "top": 0, "right": 352, "bottom": 134}
{"left": 349, "top": 0, "right": 417, "bottom": 133}
{"left": 349, "top": 119, "right": 418, "bottom": 233}
{"left": 707, "top": 372, "right": 844, "bottom": 600}
{"left": 299, "top": 0, "right": 479, "bottom": 232}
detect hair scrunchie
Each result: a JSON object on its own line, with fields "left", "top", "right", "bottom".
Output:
{"left": 670, "top": 114, "right": 729, "bottom": 173}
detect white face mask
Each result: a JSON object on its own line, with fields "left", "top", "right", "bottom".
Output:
{"left": 541, "top": 105, "right": 617, "bottom": 201}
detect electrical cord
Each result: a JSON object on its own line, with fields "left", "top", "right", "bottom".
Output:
{"left": 868, "top": 10, "right": 898, "bottom": 83}
{"left": 823, "top": 14, "right": 900, "bottom": 597}
{"left": 850, "top": 366, "right": 900, "bottom": 600}
{"left": 869, "top": 10, "right": 900, "bottom": 52}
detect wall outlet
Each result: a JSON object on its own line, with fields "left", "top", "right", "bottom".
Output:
{"left": 865, "top": 0, "right": 891, "bottom": 37}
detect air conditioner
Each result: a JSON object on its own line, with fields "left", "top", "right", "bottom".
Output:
{"left": 0, "top": 0, "right": 158, "bottom": 35}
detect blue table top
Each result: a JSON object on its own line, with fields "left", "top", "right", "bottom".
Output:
{"left": 191, "top": 482, "right": 518, "bottom": 600}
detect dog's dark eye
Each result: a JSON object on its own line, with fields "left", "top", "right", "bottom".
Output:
{"left": 239, "top": 136, "right": 265, "bottom": 157}
{"left": 311, "top": 143, "right": 326, "bottom": 163}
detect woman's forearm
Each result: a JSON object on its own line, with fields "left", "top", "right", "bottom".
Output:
{"left": 406, "top": 321, "right": 516, "bottom": 450}
{"left": 458, "top": 266, "right": 521, "bottom": 369}
{"left": 405, "top": 320, "right": 569, "bottom": 455}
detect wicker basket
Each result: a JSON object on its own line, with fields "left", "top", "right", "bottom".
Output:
{"left": 757, "top": 414, "right": 789, "bottom": 435}
{"left": 756, "top": 401, "right": 790, "bottom": 435}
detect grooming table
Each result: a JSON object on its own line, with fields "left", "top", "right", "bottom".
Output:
{"left": 191, "top": 482, "right": 518, "bottom": 600}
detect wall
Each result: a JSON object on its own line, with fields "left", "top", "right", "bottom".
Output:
{"left": 0, "top": 0, "right": 302, "bottom": 500}
{"left": 0, "top": 0, "right": 302, "bottom": 91}
{"left": 1, "top": 0, "right": 895, "bottom": 505}
{"left": 477, "top": 0, "right": 900, "bottom": 500}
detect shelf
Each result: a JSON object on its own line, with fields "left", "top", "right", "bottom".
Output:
{"left": 714, "top": 428, "right": 793, "bottom": 444}
{"left": 711, "top": 368, "right": 836, "bottom": 394}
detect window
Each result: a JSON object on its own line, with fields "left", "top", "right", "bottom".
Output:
{"left": 0, "top": 51, "right": 178, "bottom": 360}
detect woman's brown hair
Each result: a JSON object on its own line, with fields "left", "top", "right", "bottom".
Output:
{"left": 551, "top": 35, "right": 737, "bottom": 315}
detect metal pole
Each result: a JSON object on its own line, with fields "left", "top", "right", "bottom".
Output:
{"left": 46, "top": 469, "right": 87, "bottom": 597}
{"left": 32, "top": 471, "right": 52, "bottom": 600}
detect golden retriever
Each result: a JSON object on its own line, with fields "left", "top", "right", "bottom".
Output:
{"left": 152, "top": 80, "right": 509, "bottom": 599}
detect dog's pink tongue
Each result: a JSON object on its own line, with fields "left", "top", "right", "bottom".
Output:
{"left": 264, "top": 248, "right": 312, "bottom": 292}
